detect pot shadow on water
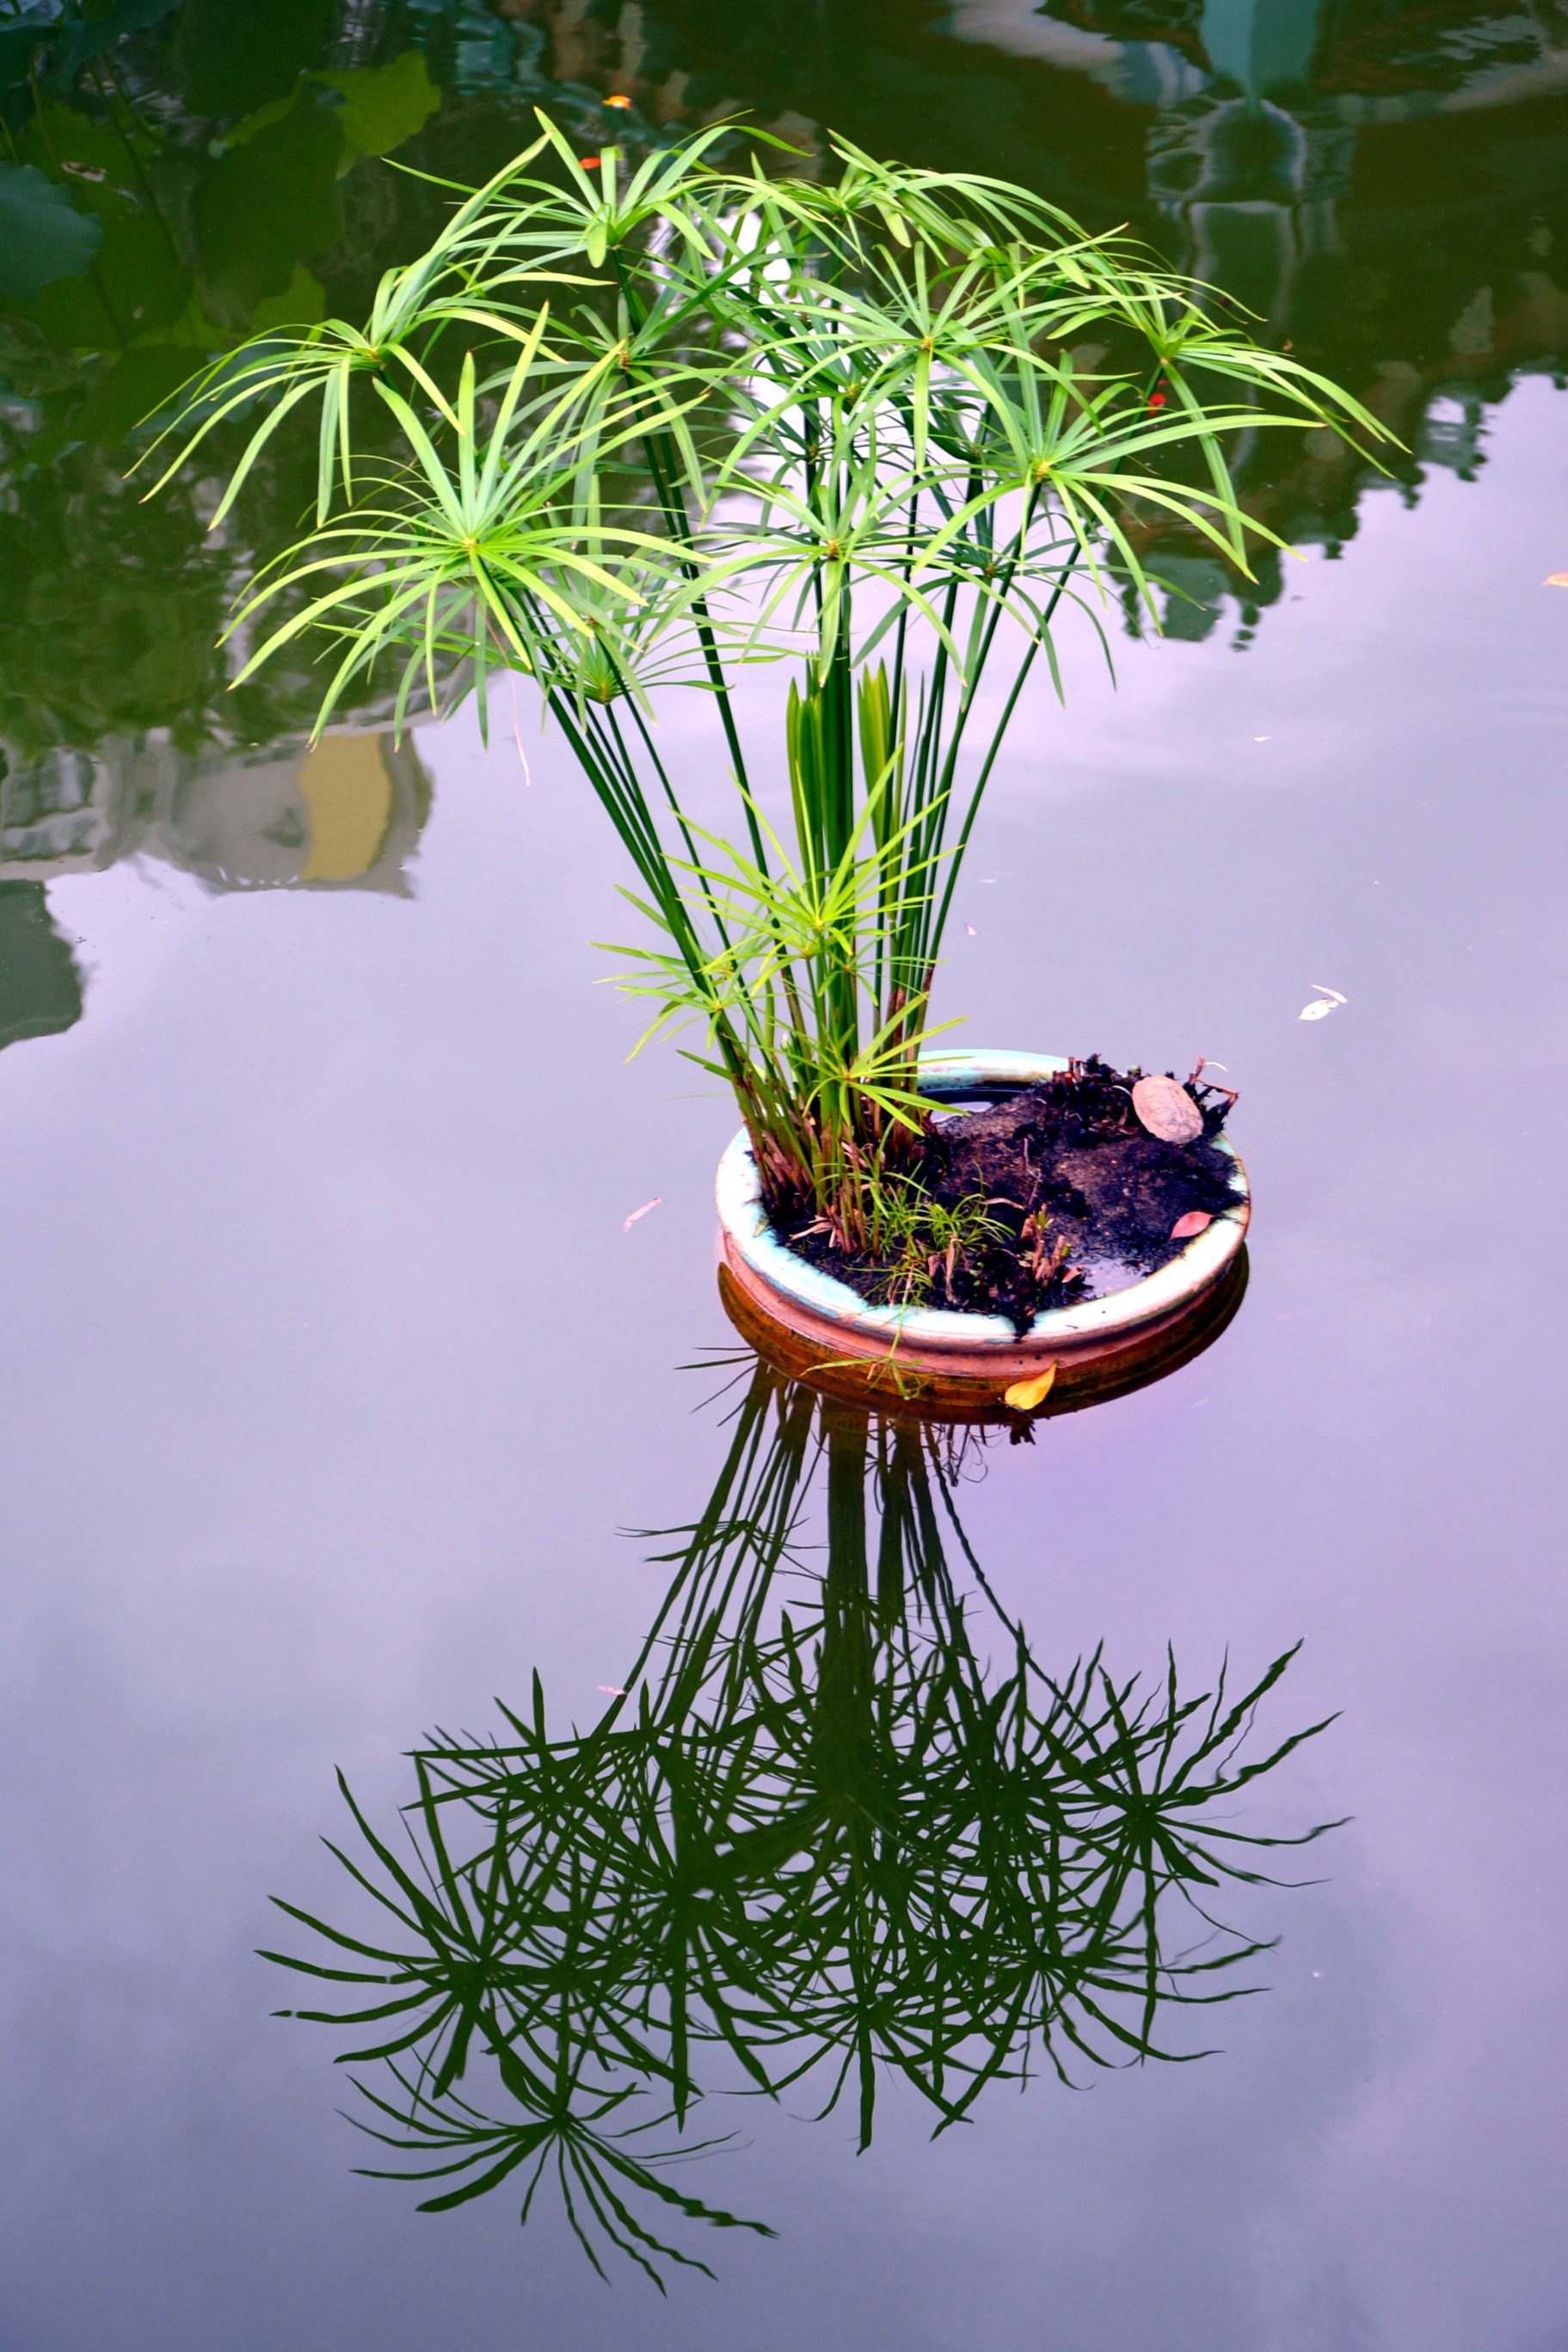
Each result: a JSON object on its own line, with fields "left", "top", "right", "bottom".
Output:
{"left": 265, "top": 1353, "right": 1335, "bottom": 2287}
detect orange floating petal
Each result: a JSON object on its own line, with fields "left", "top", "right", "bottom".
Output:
{"left": 1004, "top": 1365, "right": 1057, "bottom": 1412}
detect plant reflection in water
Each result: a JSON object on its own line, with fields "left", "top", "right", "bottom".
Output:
{"left": 266, "top": 1362, "right": 1338, "bottom": 2286}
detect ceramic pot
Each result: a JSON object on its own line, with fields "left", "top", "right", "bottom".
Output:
{"left": 716, "top": 1049, "right": 1251, "bottom": 1418}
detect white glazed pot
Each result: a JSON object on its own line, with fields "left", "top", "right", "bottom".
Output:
{"left": 716, "top": 1049, "right": 1250, "bottom": 1416}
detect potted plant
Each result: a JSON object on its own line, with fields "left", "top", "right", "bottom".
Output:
{"left": 151, "top": 117, "right": 1380, "bottom": 1404}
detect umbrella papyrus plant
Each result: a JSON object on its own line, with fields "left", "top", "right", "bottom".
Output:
{"left": 148, "top": 118, "right": 1387, "bottom": 1245}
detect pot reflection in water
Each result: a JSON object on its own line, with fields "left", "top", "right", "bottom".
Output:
{"left": 266, "top": 1359, "right": 1337, "bottom": 2285}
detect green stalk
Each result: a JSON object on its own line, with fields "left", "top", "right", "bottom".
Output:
{"left": 610, "top": 251, "right": 770, "bottom": 877}
{"left": 926, "top": 549, "right": 1079, "bottom": 957}
{"left": 601, "top": 686, "right": 735, "bottom": 957}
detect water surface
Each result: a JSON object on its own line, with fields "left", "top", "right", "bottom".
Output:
{"left": 2, "top": 7, "right": 1567, "bottom": 2349}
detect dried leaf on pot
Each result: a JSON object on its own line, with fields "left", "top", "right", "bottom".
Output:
{"left": 1131, "top": 1074, "right": 1203, "bottom": 1145}
{"left": 1171, "top": 1210, "right": 1214, "bottom": 1240}
{"left": 1004, "top": 1365, "right": 1056, "bottom": 1411}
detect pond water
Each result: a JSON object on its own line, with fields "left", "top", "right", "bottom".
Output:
{"left": 3, "top": 6, "right": 1568, "bottom": 2349}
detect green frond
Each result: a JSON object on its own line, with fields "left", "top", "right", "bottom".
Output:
{"left": 147, "top": 125, "right": 1382, "bottom": 1239}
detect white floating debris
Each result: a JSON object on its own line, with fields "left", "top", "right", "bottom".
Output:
{"left": 623, "top": 1197, "right": 661, "bottom": 1230}
{"left": 1300, "top": 982, "right": 1346, "bottom": 1021}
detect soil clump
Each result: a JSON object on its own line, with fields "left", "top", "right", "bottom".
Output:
{"left": 775, "top": 1056, "right": 1239, "bottom": 1335}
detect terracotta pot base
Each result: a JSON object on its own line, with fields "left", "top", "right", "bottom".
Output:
{"left": 717, "top": 1248, "right": 1250, "bottom": 1422}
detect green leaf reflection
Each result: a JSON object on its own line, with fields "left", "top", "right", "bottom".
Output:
{"left": 0, "top": 163, "right": 102, "bottom": 304}
{"left": 267, "top": 1362, "right": 1340, "bottom": 2287}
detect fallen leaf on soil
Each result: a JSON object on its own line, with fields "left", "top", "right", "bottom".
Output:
{"left": 1131, "top": 1073, "right": 1203, "bottom": 1144}
{"left": 1171, "top": 1210, "right": 1213, "bottom": 1240}
{"left": 1004, "top": 1365, "right": 1057, "bottom": 1411}
{"left": 623, "top": 1197, "right": 661, "bottom": 1229}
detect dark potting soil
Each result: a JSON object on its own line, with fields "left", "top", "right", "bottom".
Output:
{"left": 775, "top": 1057, "right": 1239, "bottom": 1336}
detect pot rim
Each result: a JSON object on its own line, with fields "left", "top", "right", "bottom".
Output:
{"left": 715, "top": 1048, "right": 1250, "bottom": 1357}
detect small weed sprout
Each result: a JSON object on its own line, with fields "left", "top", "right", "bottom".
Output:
{"left": 856, "top": 1178, "right": 1013, "bottom": 1307}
